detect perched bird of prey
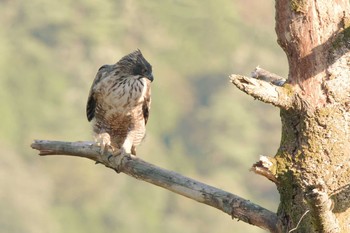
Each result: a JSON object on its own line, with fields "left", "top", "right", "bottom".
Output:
{"left": 86, "top": 50, "right": 153, "bottom": 155}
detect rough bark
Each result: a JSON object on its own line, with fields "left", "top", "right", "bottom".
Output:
{"left": 31, "top": 140, "right": 281, "bottom": 233}
{"left": 275, "top": 0, "right": 350, "bottom": 232}
{"left": 230, "top": 74, "right": 292, "bottom": 109}
{"left": 232, "top": 0, "right": 350, "bottom": 232}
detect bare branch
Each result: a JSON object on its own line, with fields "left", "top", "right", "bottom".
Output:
{"left": 230, "top": 74, "right": 293, "bottom": 110}
{"left": 251, "top": 66, "right": 286, "bottom": 86}
{"left": 230, "top": 66, "right": 294, "bottom": 109}
{"left": 31, "top": 140, "right": 282, "bottom": 233}
{"left": 305, "top": 185, "right": 340, "bottom": 233}
{"left": 251, "top": 156, "right": 278, "bottom": 184}
{"left": 288, "top": 210, "right": 310, "bottom": 233}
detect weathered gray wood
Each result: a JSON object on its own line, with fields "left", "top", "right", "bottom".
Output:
{"left": 251, "top": 66, "right": 286, "bottom": 86}
{"left": 230, "top": 74, "right": 293, "bottom": 109}
{"left": 31, "top": 140, "right": 281, "bottom": 233}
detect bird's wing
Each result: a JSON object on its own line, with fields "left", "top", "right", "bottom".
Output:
{"left": 86, "top": 65, "right": 111, "bottom": 122}
{"left": 142, "top": 87, "right": 151, "bottom": 125}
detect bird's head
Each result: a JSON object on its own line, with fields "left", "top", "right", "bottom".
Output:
{"left": 117, "top": 49, "right": 154, "bottom": 82}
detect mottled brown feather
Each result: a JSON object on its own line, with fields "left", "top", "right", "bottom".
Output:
{"left": 86, "top": 50, "right": 153, "bottom": 155}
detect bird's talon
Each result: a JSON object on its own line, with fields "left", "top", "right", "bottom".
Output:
{"left": 94, "top": 132, "right": 113, "bottom": 154}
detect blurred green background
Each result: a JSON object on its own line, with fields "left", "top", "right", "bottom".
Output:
{"left": 0, "top": 0, "right": 288, "bottom": 232}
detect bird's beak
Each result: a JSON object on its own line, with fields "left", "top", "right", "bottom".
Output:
{"left": 147, "top": 73, "right": 154, "bottom": 82}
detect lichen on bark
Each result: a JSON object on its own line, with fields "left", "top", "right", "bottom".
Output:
{"left": 290, "top": 0, "right": 308, "bottom": 13}
{"left": 273, "top": 0, "right": 350, "bottom": 230}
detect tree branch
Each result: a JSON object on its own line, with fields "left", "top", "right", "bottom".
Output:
{"left": 251, "top": 67, "right": 286, "bottom": 86}
{"left": 31, "top": 140, "right": 281, "bottom": 233}
{"left": 251, "top": 155, "right": 278, "bottom": 184}
{"left": 305, "top": 184, "right": 340, "bottom": 233}
{"left": 230, "top": 67, "right": 293, "bottom": 109}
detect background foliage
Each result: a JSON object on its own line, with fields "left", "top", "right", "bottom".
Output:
{"left": 0, "top": 1, "right": 288, "bottom": 232}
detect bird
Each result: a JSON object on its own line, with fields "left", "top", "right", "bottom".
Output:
{"left": 86, "top": 49, "right": 153, "bottom": 156}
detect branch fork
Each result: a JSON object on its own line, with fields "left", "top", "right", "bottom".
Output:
{"left": 230, "top": 67, "right": 293, "bottom": 110}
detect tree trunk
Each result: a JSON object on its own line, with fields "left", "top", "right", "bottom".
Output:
{"left": 275, "top": 0, "right": 350, "bottom": 232}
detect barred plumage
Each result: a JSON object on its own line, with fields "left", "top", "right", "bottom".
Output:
{"left": 86, "top": 50, "right": 153, "bottom": 155}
